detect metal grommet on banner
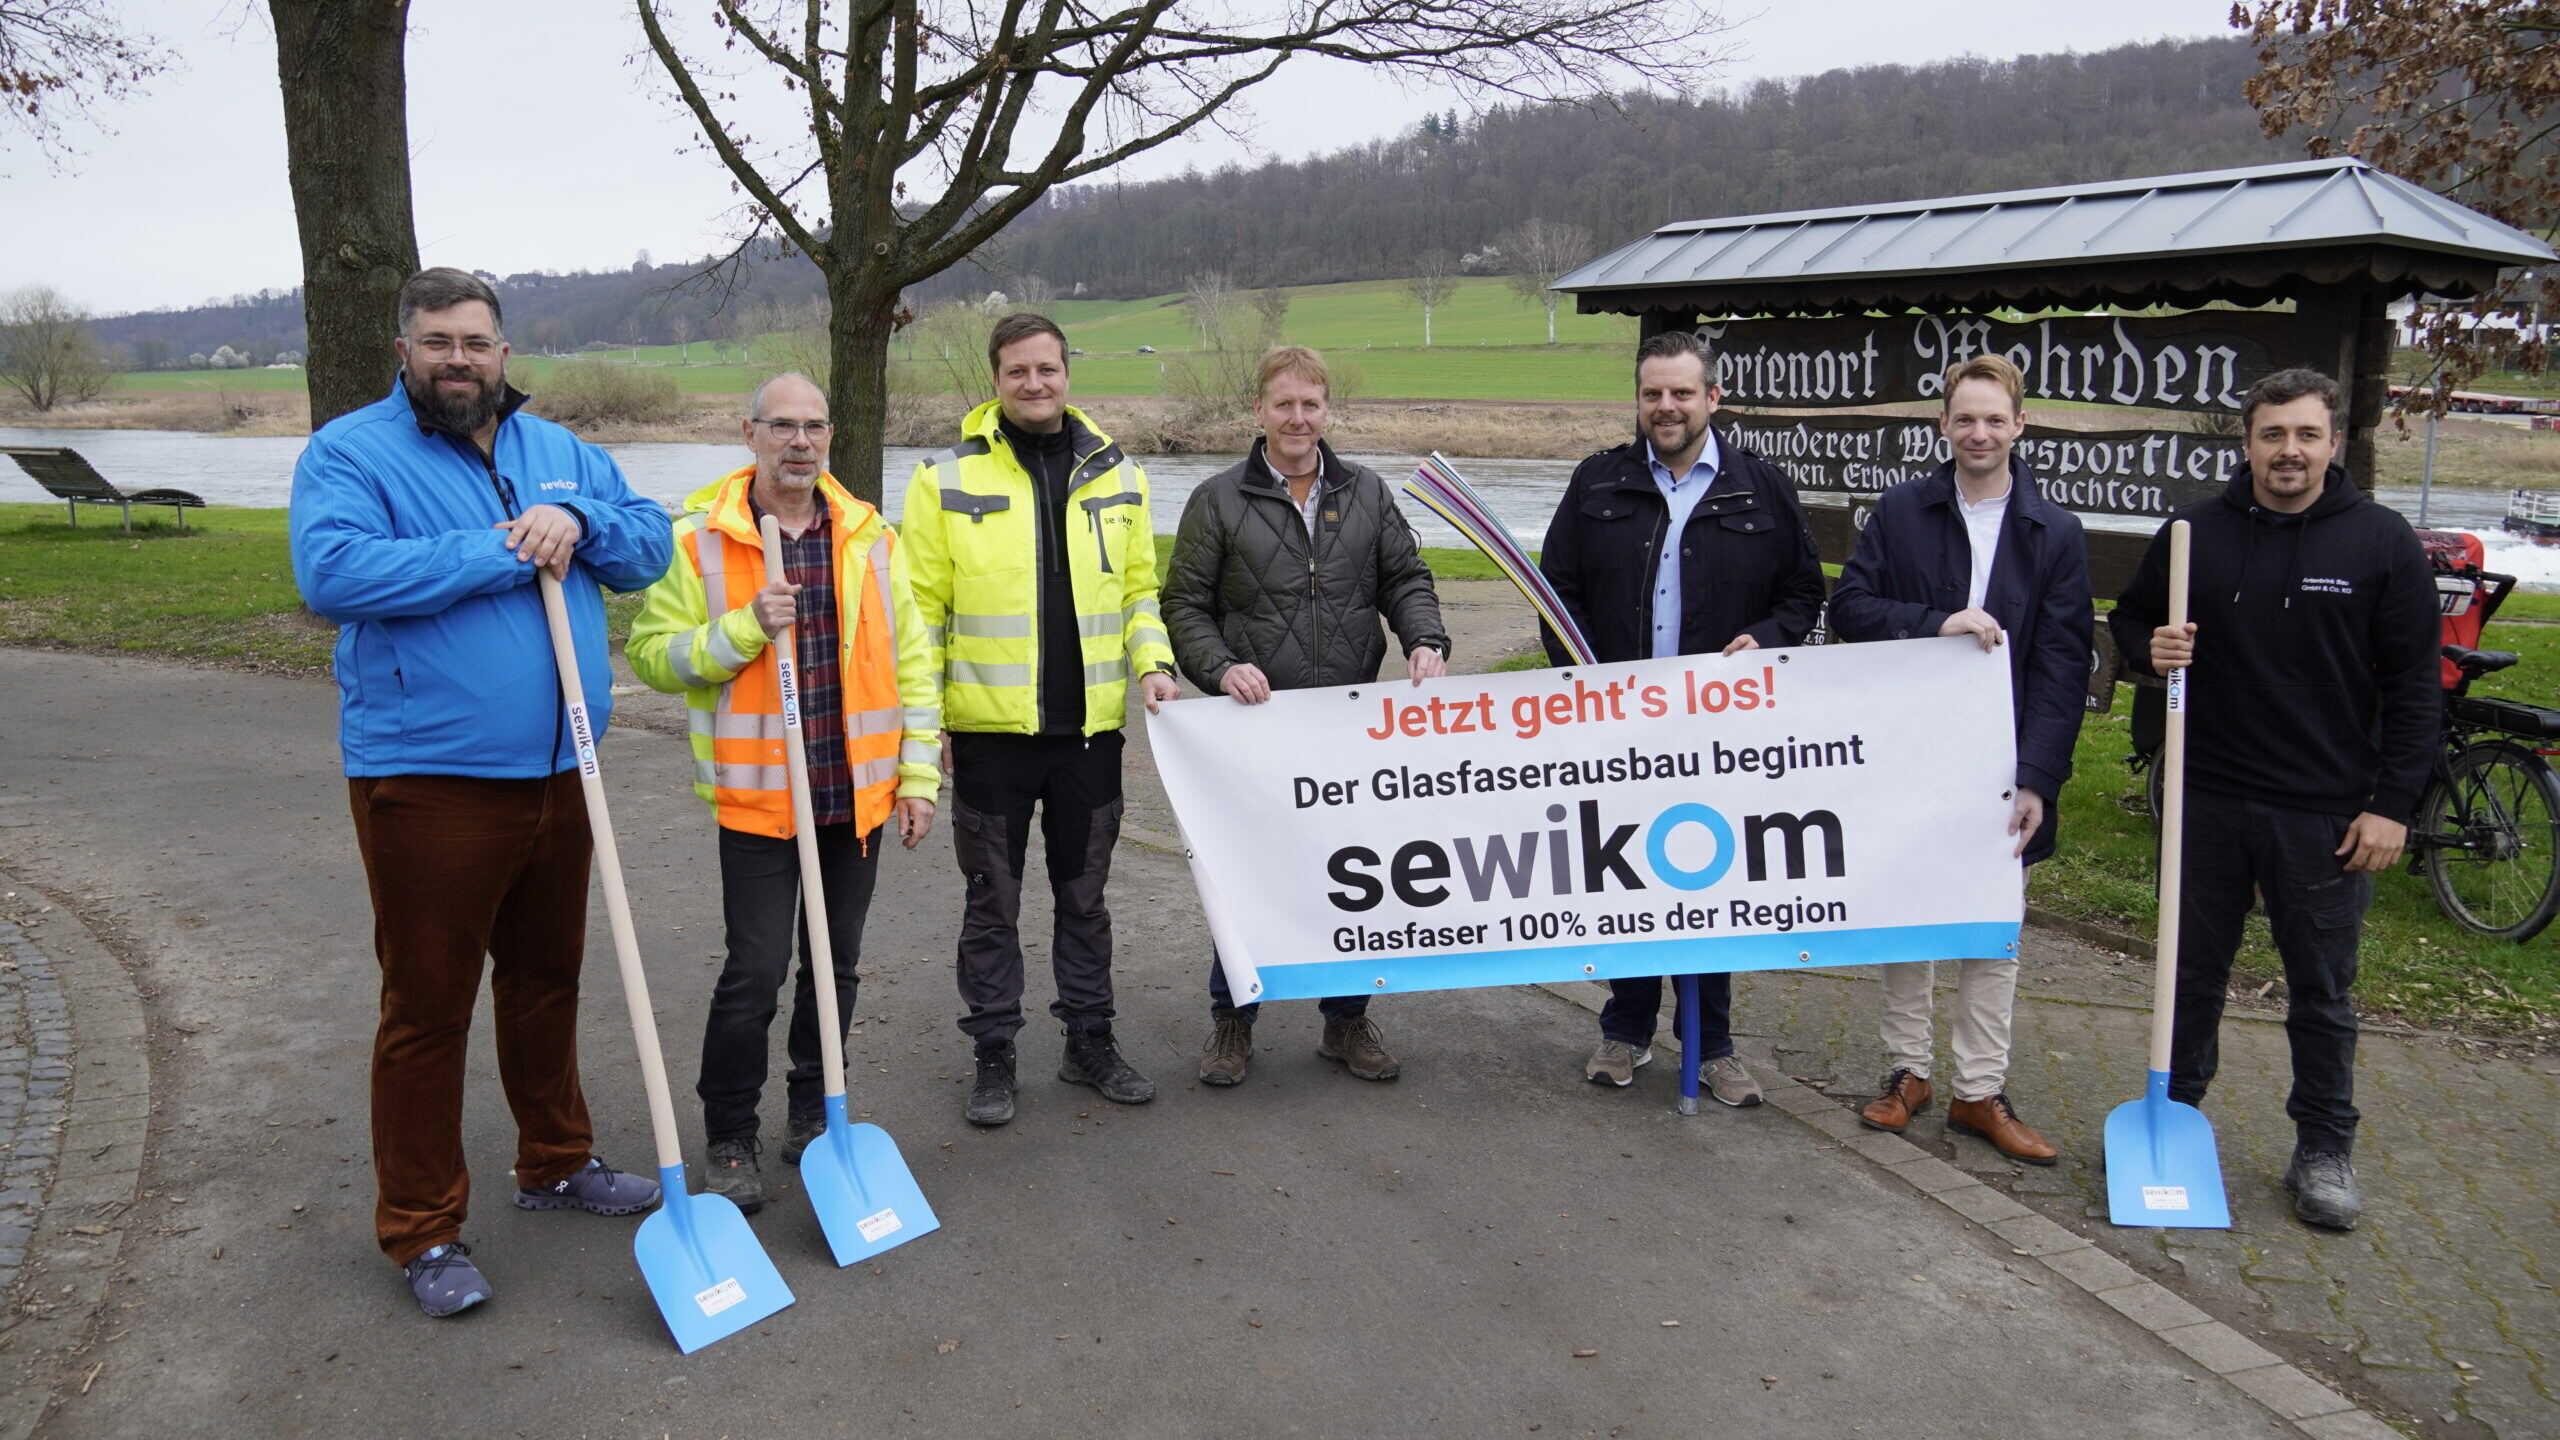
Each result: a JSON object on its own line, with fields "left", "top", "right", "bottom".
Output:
{"left": 1777, "top": 654, "right": 1790, "bottom": 663}
{"left": 1248, "top": 982, "right": 1261, "bottom": 995}
{"left": 1373, "top": 977, "right": 1386, "bottom": 988}
{"left": 1581, "top": 964, "right": 1595, "bottom": 974}
{"left": 1796, "top": 951, "right": 1811, "bottom": 963}
{"left": 1347, "top": 690, "right": 1359, "bottom": 699}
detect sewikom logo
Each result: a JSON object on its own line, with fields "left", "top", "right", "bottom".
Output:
{"left": 1323, "top": 797, "right": 1845, "bottom": 912}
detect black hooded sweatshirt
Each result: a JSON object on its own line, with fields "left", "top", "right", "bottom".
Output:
{"left": 2109, "top": 466, "right": 2439, "bottom": 825}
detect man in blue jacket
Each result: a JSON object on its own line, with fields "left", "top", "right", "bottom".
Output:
{"left": 1829, "top": 354, "right": 2092, "bottom": 1164}
{"left": 290, "top": 268, "right": 674, "bottom": 1319}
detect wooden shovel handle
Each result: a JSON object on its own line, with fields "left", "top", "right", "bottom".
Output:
{"left": 538, "top": 571, "right": 684, "bottom": 1175}
{"left": 760, "top": 516, "right": 849, "bottom": 1101}
{"left": 2148, "top": 520, "right": 2191, "bottom": 1074}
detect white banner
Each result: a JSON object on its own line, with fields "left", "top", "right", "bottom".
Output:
{"left": 1147, "top": 639, "right": 2023, "bottom": 1003}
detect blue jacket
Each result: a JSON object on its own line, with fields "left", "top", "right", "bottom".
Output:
{"left": 290, "top": 379, "right": 673, "bottom": 778}
{"left": 1827, "top": 458, "right": 2093, "bottom": 863}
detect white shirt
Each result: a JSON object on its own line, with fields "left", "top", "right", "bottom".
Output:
{"left": 1645, "top": 430, "right": 1722, "bottom": 659}
{"left": 1957, "top": 479, "right": 2011, "bottom": 611}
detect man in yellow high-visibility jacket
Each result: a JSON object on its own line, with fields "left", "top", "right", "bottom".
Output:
{"left": 901, "top": 313, "right": 1178, "bottom": 1127}
{"left": 628, "top": 372, "right": 941, "bottom": 1209}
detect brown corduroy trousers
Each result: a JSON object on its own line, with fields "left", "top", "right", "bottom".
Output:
{"left": 348, "top": 773, "right": 597, "bottom": 1264}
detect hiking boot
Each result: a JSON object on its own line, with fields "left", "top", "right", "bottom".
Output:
{"left": 966, "top": 1038, "right": 1018, "bottom": 1127}
{"left": 1946, "top": 1093, "right": 2059, "bottom": 1165}
{"left": 1318, "top": 1013, "right": 1401, "bottom": 1081}
{"left": 778, "top": 1110, "right": 826, "bottom": 1166}
{"left": 703, "top": 1137, "right": 764, "bottom": 1214}
{"left": 1860, "top": 1068, "right": 1935, "bottom": 1133}
{"left": 1703, "top": 1054, "right": 1764, "bottom": 1107}
{"left": 2284, "top": 1147, "right": 2361, "bottom": 1231}
{"left": 1199, "top": 1009, "right": 1254, "bottom": 1087}
{"left": 513, "top": 1157, "right": 659, "bottom": 1216}
{"left": 403, "top": 1241, "right": 490, "bottom": 1319}
{"left": 1584, "top": 1039, "right": 1652, "bottom": 1087}
{"left": 1059, "top": 1030, "right": 1155, "bottom": 1105}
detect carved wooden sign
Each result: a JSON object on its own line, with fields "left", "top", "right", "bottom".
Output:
{"left": 1697, "top": 311, "right": 2292, "bottom": 414}
{"left": 1721, "top": 412, "right": 2242, "bottom": 520}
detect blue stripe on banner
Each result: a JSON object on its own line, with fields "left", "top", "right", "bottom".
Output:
{"left": 1244, "top": 922, "right": 2020, "bottom": 1003}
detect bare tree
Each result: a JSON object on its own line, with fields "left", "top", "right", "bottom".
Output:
{"left": 1009, "top": 272, "right": 1058, "bottom": 308}
{"left": 1399, "top": 252, "right": 1460, "bottom": 348}
{"left": 1249, "top": 286, "right": 1290, "bottom": 345}
{"left": 0, "top": 284, "right": 110, "bottom": 411}
{"left": 667, "top": 311, "right": 696, "bottom": 362}
{"left": 270, "top": 0, "right": 419, "bottom": 429}
{"left": 1183, "top": 270, "right": 1237, "bottom": 349}
{"left": 2234, "top": 1, "right": 2560, "bottom": 400}
{"left": 1502, "top": 219, "right": 1595, "bottom": 343}
{"left": 0, "top": 1, "right": 170, "bottom": 162}
{"left": 908, "top": 299, "right": 995, "bottom": 408}
{"left": 636, "top": 0, "right": 1734, "bottom": 504}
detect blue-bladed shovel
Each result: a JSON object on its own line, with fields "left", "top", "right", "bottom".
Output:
{"left": 2104, "top": 520, "right": 2232, "bottom": 1229}
{"left": 538, "top": 571, "right": 795, "bottom": 1351}
{"left": 759, "top": 517, "right": 941, "bottom": 1266}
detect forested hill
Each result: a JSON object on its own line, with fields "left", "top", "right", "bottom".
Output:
{"left": 96, "top": 34, "right": 2295, "bottom": 360}
{"left": 967, "top": 35, "right": 2292, "bottom": 300}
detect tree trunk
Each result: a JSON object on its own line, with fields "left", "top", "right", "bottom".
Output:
{"left": 1424, "top": 308, "right": 1434, "bottom": 348}
{"left": 827, "top": 281, "right": 905, "bottom": 510}
{"left": 270, "top": 0, "right": 418, "bottom": 431}
{"left": 1545, "top": 297, "right": 1559, "bottom": 345}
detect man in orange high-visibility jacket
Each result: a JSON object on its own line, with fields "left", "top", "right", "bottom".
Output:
{"left": 629, "top": 372, "right": 941, "bottom": 1214}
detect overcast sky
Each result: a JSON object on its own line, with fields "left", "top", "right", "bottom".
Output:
{"left": 2, "top": 0, "right": 2247, "bottom": 316}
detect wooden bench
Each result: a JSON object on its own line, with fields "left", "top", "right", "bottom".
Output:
{"left": 0, "top": 446, "right": 208, "bottom": 531}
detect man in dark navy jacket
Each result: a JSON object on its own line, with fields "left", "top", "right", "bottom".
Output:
{"left": 1538, "top": 328, "right": 1827, "bottom": 1103}
{"left": 1829, "top": 354, "right": 2092, "bottom": 1164}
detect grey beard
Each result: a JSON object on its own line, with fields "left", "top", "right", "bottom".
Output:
{"left": 406, "top": 368, "right": 504, "bottom": 435}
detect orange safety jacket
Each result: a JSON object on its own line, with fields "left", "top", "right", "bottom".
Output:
{"left": 628, "top": 465, "right": 941, "bottom": 840}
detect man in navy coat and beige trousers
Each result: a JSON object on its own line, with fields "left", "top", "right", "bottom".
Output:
{"left": 1828, "top": 353, "right": 2092, "bottom": 1163}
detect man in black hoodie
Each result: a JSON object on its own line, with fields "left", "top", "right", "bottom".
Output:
{"left": 2109, "top": 368, "right": 2438, "bottom": 1231}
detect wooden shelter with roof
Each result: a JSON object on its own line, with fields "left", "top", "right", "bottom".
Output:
{"left": 1553, "top": 157, "right": 2557, "bottom": 590}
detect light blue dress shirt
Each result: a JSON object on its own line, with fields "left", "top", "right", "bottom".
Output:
{"left": 1646, "top": 429, "right": 1721, "bottom": 659}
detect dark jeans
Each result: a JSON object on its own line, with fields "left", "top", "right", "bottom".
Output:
{"left": 2168, "top": 793, "right": 2367, "bottom": 1153}
{"left": 348, "top": 773, "right": 596, "bottom": 1265}
{"left": 949, "top": 731, "right": 1124, "bottom": 1043}
{"left": 1207, "top": 952, "right": 1366, "bottom": 1023}
{"left": 1599, "top": 974, "right": 1733, "bottom": 1061}
{"left": 698, "top": 822, "right": 880, "bottom": 1143}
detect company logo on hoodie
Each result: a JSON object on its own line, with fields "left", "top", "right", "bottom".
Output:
{"left": 2300, "top": 576, "right": 2354, "bottom": 595}
{"left": 539, "top": 478, "right": 581, "bottom": 493}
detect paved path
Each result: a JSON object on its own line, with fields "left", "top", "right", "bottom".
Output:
{"left": 0, "top": 646, "right": 2300, "bottom": 1439}
{"left": 1744, "top": 955, "right": 2560, "bottom": 1439}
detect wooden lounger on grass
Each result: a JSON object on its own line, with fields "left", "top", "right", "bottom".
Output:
{"left": 0, "top": 446, "right": 208, "bottom": 531}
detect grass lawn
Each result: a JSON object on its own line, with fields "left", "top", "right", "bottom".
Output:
{"left": 2036, "top": 615, "right": 2560, "bottom": 1039}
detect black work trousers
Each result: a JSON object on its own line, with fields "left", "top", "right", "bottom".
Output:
{"left": 949, "top": 731, "right": 1125, "bottom": 1043}
{"left": 1598, "top": 974, "right": 1733, "bottom": 1061}
{"left": 2167, "top": 792, "right": 2367, "bottom": 1153}
{"left": 698, "top": 822, "right": 880, "bottom": 1143}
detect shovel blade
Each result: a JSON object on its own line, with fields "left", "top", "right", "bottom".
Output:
{"left": 633, "top": 1166, "right": 795, "bottom": 1353}
{"left": 801, "top": 1096, "right": 940, "bottom": 1267}
{"left": 2103, "top": 1074, "right": 2231, "bottom": 1229}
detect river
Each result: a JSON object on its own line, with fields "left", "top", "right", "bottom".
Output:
{"left": 7, "top": 424, "right": 2558, "bottom": 588}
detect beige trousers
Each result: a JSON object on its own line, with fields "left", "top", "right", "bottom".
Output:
{"left": 1877, "top": 955, "right": 2020, "bottom": 1103}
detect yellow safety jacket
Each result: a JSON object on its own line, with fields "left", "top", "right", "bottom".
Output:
{"left": 628, "top": 466, "right": 941, "bottom": 839}
{"left": 900, "top": 401, "right": 1176, "bottom": 736}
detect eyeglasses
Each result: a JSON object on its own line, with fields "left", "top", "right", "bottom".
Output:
{"left": 408, "top": 335, "right": 502, "bottom": 360}
{"left": 752, "top": 419, "right": 833, "bottom": 440}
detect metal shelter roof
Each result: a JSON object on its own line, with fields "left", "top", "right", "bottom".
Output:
{"left": 1556, "top": 158, "right": 2558, "bottom": 318}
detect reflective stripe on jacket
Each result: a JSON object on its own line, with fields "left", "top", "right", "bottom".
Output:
{"left": 628, "top": 465, "right": 941, "bottom": 838}
{"left": 899, "top": 401, "right": 1176, "bottom": 736}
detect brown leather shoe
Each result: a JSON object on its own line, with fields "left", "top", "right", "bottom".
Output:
{"left": 1859, "top": 1068, "right": 1932, "bottom": 1133}
{"left": 1946, "top": 1093, "right": 2059, "bottom": 1165}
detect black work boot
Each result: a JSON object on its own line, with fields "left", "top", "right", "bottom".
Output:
{"left": 2284, "top": 1145, "right": 2361, "bottom": 1230}
{"left": 704, "top": 1136, "right": 764, "bottom": 1214}
{"left": 966, "top": 1038, "right": 1018, "bottom": 1127}
{"left": 1058, "top": 1027, "right": 1155, "bottom": 1105}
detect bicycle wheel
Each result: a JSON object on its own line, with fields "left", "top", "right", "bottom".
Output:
{"left": 2420, "top": 739, "right": 2560, "bottom": 942}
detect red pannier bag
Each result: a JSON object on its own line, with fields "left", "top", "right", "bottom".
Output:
{"left": 2416, "top": 529, "right": 2487, "bottom": 690}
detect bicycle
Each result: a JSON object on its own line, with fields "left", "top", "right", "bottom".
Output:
{"left": 2125, "top": 565, "right": 2560, "bottom": 942}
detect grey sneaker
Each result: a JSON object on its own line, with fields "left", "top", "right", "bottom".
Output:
{"left": 403, "top": 1241, "right": 490, "bottom": 1318}
{"left": 777, "top": 1111, "right": 825, "bottom": 1166}
{"left": 1059, "top": 1030, "right": 1155, "bottom": 1105}
{"left": 512, "top": 1157, "right": 660, "bottom": 1216}
{"left": 704, "top": 1137, "right": 764, "bottom": 1214}
{"left": 1318, "top": 1013, "right": 1400, "bottom": 1081}
{"left": 1703, "top": 1054, "right": 1764, "bottom": 1107}
{"left": 1199, "top": 1010, "right": 1253, "bottom": 1087}
{"left": 2283, "top": 1147, "right": 2361, "bottom": 1230}
{"left": 1584, "top": 1039, "right": 1653, "bottom": 1087}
